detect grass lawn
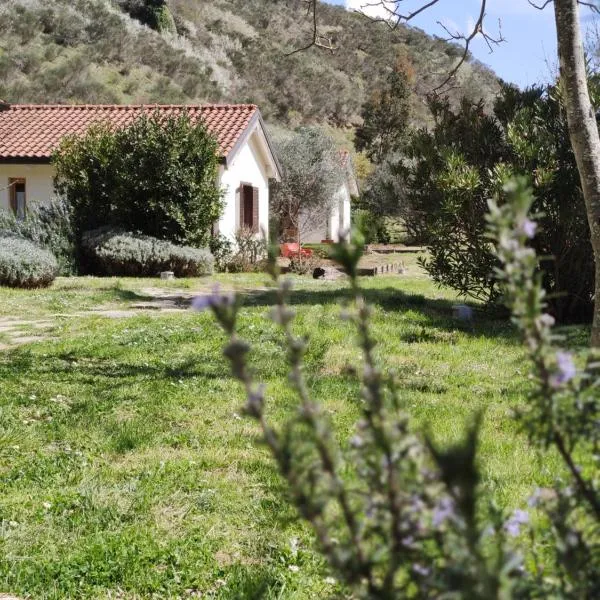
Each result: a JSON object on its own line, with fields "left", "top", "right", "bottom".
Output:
{"left": 0, "top": 254, "right": 589, "bottom": 599}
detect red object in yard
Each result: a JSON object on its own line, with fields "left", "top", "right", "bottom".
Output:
{"left": 280, "top": 243, "right": 313, "bottom": 258}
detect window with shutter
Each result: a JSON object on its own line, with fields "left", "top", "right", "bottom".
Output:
{"left": 9, "top": 178, "right": 26, "bottom": 220}
{"left": 240, "top": 184, "right": 255, "bottom": 231}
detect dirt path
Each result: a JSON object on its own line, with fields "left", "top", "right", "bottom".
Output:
{"left": 0, "top": 286, "right": 268, "bottom": 351}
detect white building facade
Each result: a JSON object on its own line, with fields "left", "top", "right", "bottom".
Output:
{"left": 0, "top": 102, "right": 281, "bottom": 241}
{"left": 300, "top": 151, "right": 358, "bottom": 243}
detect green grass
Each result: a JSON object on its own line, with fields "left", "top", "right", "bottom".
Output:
{"left": 0, "top": 257, "right": 589, "bottom": 598}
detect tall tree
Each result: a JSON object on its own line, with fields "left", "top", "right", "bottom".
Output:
{"left": 553, "top": 0, "right": 600, "bottom": 344}
{"left": 299, "top": 0, "right": 600, "bottom": 346}
{"left": 354, "top": 57, "right": 412, "bottom": 163}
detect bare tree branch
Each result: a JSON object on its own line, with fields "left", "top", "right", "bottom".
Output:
{"left": 357, "top": 1, "right": 504, "bottom": 91}
{"left": 292, "top": 1, "right": 506, "bottom": 92}
{"left": 528, "top": 0, "right": 554, "bottom": 9}
{"left": 286, "top": 0, "right": 336, "bottom": 56}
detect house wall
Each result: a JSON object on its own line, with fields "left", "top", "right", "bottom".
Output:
{"left": 0, "top": 164, "right": 55, "bottom": 213}
{"left": 300, "top": 181, "right": 352, "bottom": 243}
{"left": 218, "top": 131, "right": 270, "bottom": 241}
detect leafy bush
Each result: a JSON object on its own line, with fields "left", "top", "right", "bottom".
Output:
{"left": 351, "top": 207, "right": 390, "bottom": 244}
{"left": 288, "top": 253, "right": 322, "bottom": 275}
{"left": 223, "top": 227, "right": 266, "bottom": 273}
{"left": 402, "top": 85, "right": 594, "bottom": 322}
{"left": 0, "top": 198, "right": 75, "bottom": 275}
{"left": 116, "top": 0, "right": 176, "bottom": 33}
{"left": 53, "top": 112, "right": 224, "bottom": 248}
{"left": 0, "top": 236, "right": 58, "bottom": 288}
{"left": 203, "top": 183, "right": 599, "bottom": 597}
{"left": 82, "top": 228, "right": 213, "bottom": 277}
{"left": 208, "top": 233, "right": 234, "bottom": 272}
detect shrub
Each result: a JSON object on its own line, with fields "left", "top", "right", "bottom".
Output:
{"left": 223, "top": 227, "right": 267, "bottom": 273}
{"left": 288, "top": 253, "right": 321, "bottom": 275}
{"left": 0, "top": 198, "right": 75, "bottom": 275}
{"left": 53, "top": 112, "right": 224, "bottom": 248}
{"left": 351, "top": 207, "right": 390, "bottom": 244}
{"left": 402, "top": 85, "right": 594, "bottom": 322}
{"left": 0, "top": 236, "right": 58, "bottom": 288}
{"left": 208, "top": 233, "right": 234, "bottom": 273}
{"left": 82, "top": 228, "right": 213, "bottom": 277}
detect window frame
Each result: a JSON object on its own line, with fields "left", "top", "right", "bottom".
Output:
{"left": 8, "top": 177, "right": 26, "bottom": 219}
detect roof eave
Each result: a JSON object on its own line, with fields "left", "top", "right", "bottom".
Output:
{"left": 223, "top": 110, "right": 282, "bottom": 181}
{"left": 0, "top": 156, "right": 52, "bottom": 164}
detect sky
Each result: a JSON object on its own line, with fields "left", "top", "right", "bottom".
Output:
{"left": 326, "top": 0, "right": 600, "bottom": 87}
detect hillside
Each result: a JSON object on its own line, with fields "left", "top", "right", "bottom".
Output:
{"left": 0, "top": 0, "right": 500, "bottom": 131}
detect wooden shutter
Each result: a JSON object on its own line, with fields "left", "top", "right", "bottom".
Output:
{"left": 237, "top": 185, "right": 244, "bottom": 230}
{"left": 8, "top": 178, "right": 24, "bottom": 215}
{"left": 252, "top": 187, "right": 259, "bottom": 232}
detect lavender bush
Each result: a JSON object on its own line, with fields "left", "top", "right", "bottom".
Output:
{"left": 202, "top": 178, "right": 598, "bottom": 597}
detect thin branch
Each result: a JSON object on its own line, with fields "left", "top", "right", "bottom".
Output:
{"left": 301, "top": 1, "right": 505, "bottom": 92}
{"left": 528, "top": 0, "right": 553, "bottom": 9}
{"left": 286, "top": 0, "right": 336, "bottom": 56}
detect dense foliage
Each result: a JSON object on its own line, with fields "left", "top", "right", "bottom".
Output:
{"left": 354, "top": 57, "right": 412, "bottom": 163}
{"left": 81, "top": 228, "right": 213, "bottom": 277}
{"left": 0, "top": 198, "right": 75, "bottom": 275}
{"left": 0, "top": 236, "right": 59, "bottom": 288}
{"left": 205, "top": 180, "right": 599, "bottom": 598}
{"left": 0, "top": 0, "right": 498, "bottom": 127}
{"left": 271, "top": 127, "right": 343, "bottom": 243}
{"left": 116, "top": 0, "right": 176, "bottom": 33}
{"left": 53, "top": 112, "right": 223, "bottom": 248}
{"left": 402, "top": 84, "right": 594, "bottom": 323}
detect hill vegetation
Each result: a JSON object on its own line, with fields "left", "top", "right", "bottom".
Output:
{"left": 0, "top": 0, "right": 500, "bottom": 129}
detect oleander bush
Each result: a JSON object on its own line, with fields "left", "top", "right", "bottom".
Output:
{"left": 81, "top": 228, "right": 213, "bottom": 277}
{"left": 402, "top": 84, "right": 595, "bottom": 323}
{"left": 223, "top": 227, "right": 267, "bottom": 273}
{"left": 208, "top": 233, "right": 234, "bottom": 272}
{"left": 0, "top": 236, "right": 59, "bottom": 288}
{"left": 288, "top": 253, "right": 321, "bottom": 275}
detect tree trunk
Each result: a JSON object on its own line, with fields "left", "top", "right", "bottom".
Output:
{"left": 554, "top": 0, "right": 600, "bottom": 346}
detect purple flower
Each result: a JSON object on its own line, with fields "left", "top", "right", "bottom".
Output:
{"left": 504, "top": 509, "right": 529, "bottom": 537}
{"left": 432, "top": 497, "right": 455, "bottom": 527}
{"left": 521, "top": 219, "right": 537, "bottom": 239}
{"left": 350, "top": 434, "right": 364, "bottom": 448}
{"left": 412, "top": 563, "right": 430, "bottom": 577}
{"left": 537, "top": 314, "right": 555, "bottom": 328}
{"left": 551, "top": 351, "right": 576, "bottom": 388}
{"left": 191, "top": 295, "right": 213, "bottom": 312}
{"left": 191, "top": 285, "right": 234, "bottom": 312}
{"left": 527, "top": 488, "right": 542, "bottom": 508}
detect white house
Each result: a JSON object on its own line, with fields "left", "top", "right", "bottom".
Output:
{"left": 300, "top": 150, "right": 357, "bottom": 243}
{"left": 0, "top": 101, "right": 281, "bottom": 240}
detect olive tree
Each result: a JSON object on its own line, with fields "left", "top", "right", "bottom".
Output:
{"left": 271, "top": 127, "right": 343, "bottom": 244}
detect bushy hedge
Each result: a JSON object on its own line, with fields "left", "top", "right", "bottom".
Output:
{"left": 53, "top": 113, "right": 223, "bottom": 249}
{"left": 82, "top": 229, "right": 214, "bottom": 277}
{"left": 0, "top": 236, "right": 59, "bottom": 288}
{"left": 0, "top": 198, "right": 75, "bottom": 275}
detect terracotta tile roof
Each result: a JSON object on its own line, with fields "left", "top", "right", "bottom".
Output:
{"left": 0, "top": 103, "right": 259, "bottom": 160}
